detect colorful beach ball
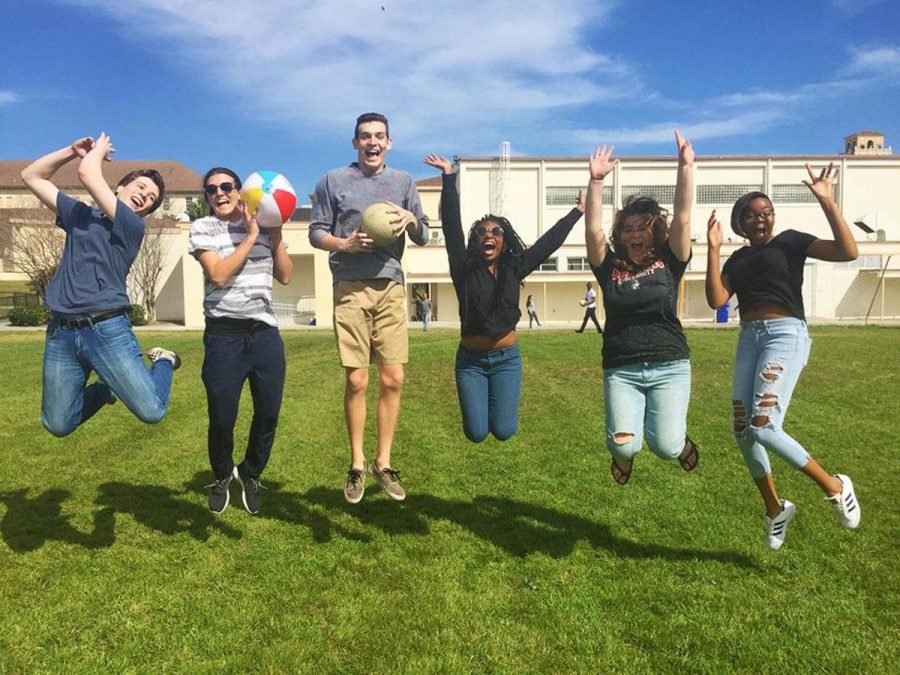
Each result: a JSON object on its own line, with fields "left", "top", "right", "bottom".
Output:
{"left": 241, "top": 171, "right": 297, "bottom": 228}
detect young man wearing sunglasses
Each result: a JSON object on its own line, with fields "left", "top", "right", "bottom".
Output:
{"left": 20, "top": 133, "right": 180, "bottom": 438}
{"left": 309, "top": 112, "right": 429, "bottom": 504}
{"left": 189, "top": 167, "right": 293, "bottom": 515}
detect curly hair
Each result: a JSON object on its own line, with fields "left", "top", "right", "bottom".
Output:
{"left": 609, "top": 196, "right": 669, "bottom": 270}
{"left": 465, "top": 214, "right": 528, "bottom": 275}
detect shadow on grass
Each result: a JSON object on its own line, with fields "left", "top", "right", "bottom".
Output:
{"left": 95, "top": 480, "right": 241, "bottom": 542}
{"left": 303, "top": 487, "right": 759, "bottom": 568}
{"left": 0, "top": 488, "right": 114, "bottom": 553}
{"left": 181, "top": 472, "right": 371, "bottom": 544}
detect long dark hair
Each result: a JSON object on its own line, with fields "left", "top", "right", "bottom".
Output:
{"left": 465, "top": 214, "right": 528, "bottom": 277}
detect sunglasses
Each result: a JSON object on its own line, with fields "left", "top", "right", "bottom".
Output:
{"left": 476, "top": 225, "right": 504, "bottom": 237}
{"left": 203, "top": 182, "right": 238, "bottom": 196}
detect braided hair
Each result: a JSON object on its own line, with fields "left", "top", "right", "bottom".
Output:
{"left": 465, "top": 215, "right": 528, "bottom": 278}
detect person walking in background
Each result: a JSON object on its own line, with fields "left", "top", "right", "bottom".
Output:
{"left": 526, "top": 294, "right": 541, "bottom": 328}
{"left": 575, "top": 282, "right": 603, "bottom": 333}
{"left": 189, "top": 166, "right": 292, "bottom": 515}
{"left": 705, "top": 164, "right": 861, "bottom": 550}
{"left": 420, "top": 291, "right": 432, "bottom": 331}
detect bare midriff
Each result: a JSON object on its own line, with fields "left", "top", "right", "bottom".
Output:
{"left": 460, "top": 329, "right": 517, "bottom": 352}
{"left": 740, "top": 300, "right": 793, "bottom": 321}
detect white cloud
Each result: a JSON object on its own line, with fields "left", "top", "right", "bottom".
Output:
{"left": 842, "top": 46, "right": 900, "bottom": 77}
{"left": 0, "top": 91, "right": 22, "bottom": 106}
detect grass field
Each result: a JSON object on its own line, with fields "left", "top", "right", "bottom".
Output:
{"left": 0, "top": 326, "right": 897, "bottom": 672}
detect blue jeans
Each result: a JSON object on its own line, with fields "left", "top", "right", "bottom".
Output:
{"left": 455, "top": 344, "right": 522, "bottom": 442}
{"left": 41, "top": 314, "right": 174, "bottom": 437}
{"left": 201, "top": 326, "right": 285, "bottom": 480}
{"left": 603, "top": 359, "right": 691, "bottom": 461}
{"left": 732, "top": 318, "right": 812, "bottom": 477}
{"left": 423, "top": 313, "right": 430, "bottom": 331}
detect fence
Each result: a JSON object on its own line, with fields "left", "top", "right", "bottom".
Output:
{"left": 272, "top": 295, "right": 317, "bottom": 326}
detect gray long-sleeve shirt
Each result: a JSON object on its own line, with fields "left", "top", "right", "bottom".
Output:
{"left": 308, "top": 163, "right": 429, "bottom": 284}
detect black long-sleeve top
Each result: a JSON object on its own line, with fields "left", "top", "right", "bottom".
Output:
{"left": 440, "top": 173, "right": 582, "bottom": 337}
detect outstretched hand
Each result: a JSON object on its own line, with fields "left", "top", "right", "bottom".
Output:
{"left": 803, "top": 163, "right": 838, "bottom": 201}
{"left": 385, "top": 200, "right": 418, "bottom": 237}
{"left": 424, "top": 153, "right": 453, "bottom": 175}
{"left": 70, "top": 137, "right": 94, "bottom": 158}
{"left": 675, "top": 129, "right": 694, "bottom": 166}
{"left": 589, "top": 146, "right": 618, "bottom": 181}
{"left": 707, "top": 210, "right": 723, "bottom": 249}
{"left": 89, "top": 132, "right": 116, "bottom": 162}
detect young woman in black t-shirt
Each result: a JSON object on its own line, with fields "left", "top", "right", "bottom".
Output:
{"left": 705, "top": 164, "right": 861, "bottom": 549}
{"left": 424, "top": 153, "right": 583, "bottom": 442}
{"left": 585, "top": 132, "right": 699, "bottom": 485}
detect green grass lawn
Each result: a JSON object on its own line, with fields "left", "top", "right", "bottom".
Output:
{"left": 0, "top": 326, "right": 897, "bottom": 672}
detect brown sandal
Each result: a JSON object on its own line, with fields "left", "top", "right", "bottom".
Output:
{"left": 678, "top": 437, "right": 699, "bottom": 472}
{"left": 611, "top": 459, "right": 633, "bottom": 485}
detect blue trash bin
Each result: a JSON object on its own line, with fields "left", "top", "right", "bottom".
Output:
{"left": 715, "top": 302, "right": 730, "bottom": 324}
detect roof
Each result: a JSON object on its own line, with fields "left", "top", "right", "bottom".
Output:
{"left": 844, "top": 130, "right": 884, "bottom": 139}
{"left": 415, "top": 176, "right": 442, "bottom": 188}
{"left": 455, "top": 152, "right": 898, "bottom": 163}
{"left": 0, "top": 160, "right": 203, "bottom": 192}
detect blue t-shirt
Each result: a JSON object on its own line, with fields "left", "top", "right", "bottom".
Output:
{"left": 44, "top": 192, "right": 145, "bottom": 314}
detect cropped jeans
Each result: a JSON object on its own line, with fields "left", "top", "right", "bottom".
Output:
{"left": 455, "top": 344, "right": 522, "bottom": 443}
{"left": 732, "top": 318, "right": 812, "bottom": 478}
{"left": 41, "top": 314, "right": 174, "bottom": 437}
{"left": 603, "top": 359, "right": 691, "bottom": 461}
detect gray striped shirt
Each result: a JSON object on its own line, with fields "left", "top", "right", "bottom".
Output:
{"left": 188, "top": 216, "right": 281, "bottom": 326}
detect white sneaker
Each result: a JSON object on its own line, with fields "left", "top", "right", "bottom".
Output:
{"left": 764, "top": 499, "right": 796, "bottom": 550}
{"left": 829, "top": 474, "right": 860, "bottom": 529}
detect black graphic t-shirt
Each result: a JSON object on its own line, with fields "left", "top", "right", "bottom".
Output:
{"left": 592, "top": 240, "right": 691, "bottom": 369}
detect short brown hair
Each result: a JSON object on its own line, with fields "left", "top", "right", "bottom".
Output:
{"left": 116, "top": 169, "right": 166, "bottom": 214}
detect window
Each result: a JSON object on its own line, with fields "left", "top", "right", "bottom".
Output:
{"left": 567, "top": 257, "right": 591, "bottom": 272}
{"left": 621, "top": 185, "right": 675, "bottom": 204}
{"left": 186, "top": 196, "right": 195, "bottom": 207}
{"left": 546, "top": 185, "right": 611, "bottom": 206}
{"left": 538, "top": 257, "right": 558, "bottom": 271}
{"left": 771, "top": 184, "right": 839, "bottom": 204}
{"left": 697, "top": 185, "right": 763, "bottom": 205}
{"left": 162, "top": 197, "right": 171, "bottom": 211}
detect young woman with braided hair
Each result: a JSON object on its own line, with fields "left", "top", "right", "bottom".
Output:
{"left": 424, "top": 153, "right": 584, "bottom": 442}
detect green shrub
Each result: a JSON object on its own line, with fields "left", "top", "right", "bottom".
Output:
{"left": 128, "top": 305, "right": 147, "bottom": 326}
{"left": 7, "top": 306, "right": 50, "bottom": 326}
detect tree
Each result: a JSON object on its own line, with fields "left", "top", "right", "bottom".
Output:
{"left": 10, "top": 223, "right": 64, "bottom": 299}
{"left": 127, "top": 222, "right": 171, "bottom": 323}
{"left": 186, "top": 197, "right": 210, "bottom": 221}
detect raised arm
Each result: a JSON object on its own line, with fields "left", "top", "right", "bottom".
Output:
{"left": 669, "top": 130, "right": 694, "bottom": 262}
{"left": 521, "top": 190, "right": 584, "bottom": 275}
{"left": 194, "top": 202, "right": 261, "bottom": 289}
{"left": 77, "top": 132, "right": 119, "bottom": 220}
{"left": 705, "top": 210, "right": 733, "bottom": 309}
{"left": 424, "top": 153, "right": 467, "bottom": 273}
{"left": 20, "top": 137, "right": 94, "bottom": 213}
{"left": 803, "top": 163, "right": 858, "bottom": 262}
{"left": 585, "top": 146, "right": 618, "bottom": 267}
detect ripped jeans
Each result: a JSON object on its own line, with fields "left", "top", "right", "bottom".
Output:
{"left": 732, "top": 318, "right": 812, "bottom": 477}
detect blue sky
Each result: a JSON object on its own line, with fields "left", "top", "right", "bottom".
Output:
{"left": 2, "top": 0, "right": 899, "bottom": 202}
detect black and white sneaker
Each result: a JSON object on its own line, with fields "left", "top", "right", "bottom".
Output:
{"left": 147, "top": 347, "right": 182, "bottom": 371}
{"left": 763, "top": 499, "right": 796, "bottom": 550}
{"left": 829, "top": 474, "right": 860, "bottom": 529}
{"left": 232, "top": 466, "right": 262, "bottom": 515}
{"left": 206, "top": 474, "right": 232, "bottom": 514}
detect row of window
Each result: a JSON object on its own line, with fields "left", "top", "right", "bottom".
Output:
{"left": 546, "top": 184, "right": 838, "bottom": 206}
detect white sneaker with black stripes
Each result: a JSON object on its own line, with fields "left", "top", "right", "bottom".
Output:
{"left": 764, "top": 499, "right": 796, "bottom": 550}
{"left": 829, "top": 474, "right": 860, "bottom": 529}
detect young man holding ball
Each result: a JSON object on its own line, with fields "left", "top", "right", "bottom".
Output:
{"left": 309, "top": 112, "right": 429, "bottom": 504}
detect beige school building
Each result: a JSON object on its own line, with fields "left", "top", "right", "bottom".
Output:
{"left": 2, "top": 131, "right": 899, "bottom": 327}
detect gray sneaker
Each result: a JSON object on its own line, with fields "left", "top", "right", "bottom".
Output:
{"left": 206, "top": 474, "right": 232, "bottom": 514}
{"left": 232, "top": 466, "right": 262, "bottom": 515}
{"left": 147, "top": 347, "right": 182, "bottom": 371}
{"left": 344, "top": 461, "right": 367, "bottom": 504}
{"left": 370, "top": 461, "right": 406, "bottom": 501}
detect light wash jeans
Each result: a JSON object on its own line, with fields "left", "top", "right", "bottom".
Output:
{"left": 732, "top": 317, "right": 812, "bottom": 477}
{"left": 455, "top": 344, "right": 522, "bottom": 443}
{"left": 603, "top": 359, "right": 691, "bottom": 461}
{"left": 41, "top": 314, "right": 174, "bottom": 437}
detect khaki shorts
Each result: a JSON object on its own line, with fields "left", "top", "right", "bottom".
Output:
{"left": 333, "top": 279, "right": 408, "bottom": 368}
